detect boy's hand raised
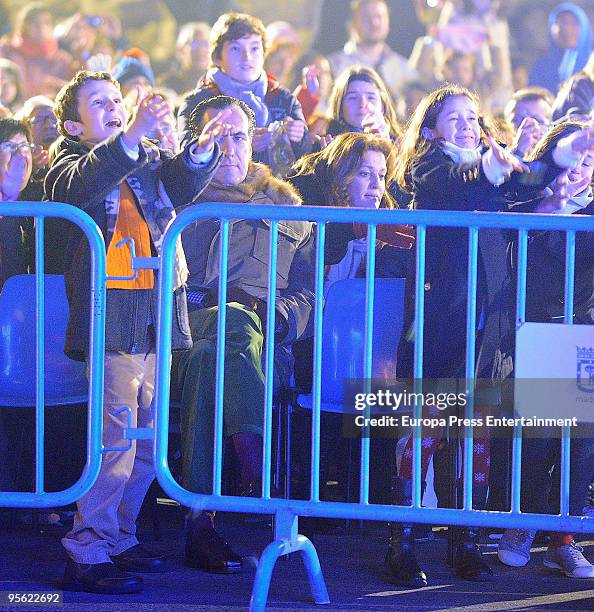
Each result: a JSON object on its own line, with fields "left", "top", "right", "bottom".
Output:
{"left": 486, "top": 135, "right": 529, "bottom": 174}
{"left": 122, "top": 88, "right": 171, "bottom": 150}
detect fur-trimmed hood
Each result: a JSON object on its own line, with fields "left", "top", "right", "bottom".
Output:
{"left": 195, "top": 161, "right": 302, "bottom": 207}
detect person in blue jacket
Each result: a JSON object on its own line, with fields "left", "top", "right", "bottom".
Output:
{"left": 529, "top": 2, "right": 593, "bottom": 95}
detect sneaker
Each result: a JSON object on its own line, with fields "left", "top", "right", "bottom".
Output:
{"left": 543, "top": 541, "right": 594, "bottom": 578}
{"left": 498, "top": 528, "right": 536, "bottom": 567}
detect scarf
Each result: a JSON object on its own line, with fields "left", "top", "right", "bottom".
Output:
{"left": 209, "top": 67, "right": 269, "bottom": 127}
{"left": 441, "top": 141, "right": 483, "bottom": 165}
{"left": 325, "top": 238, "right": 368, "bottom": 296}
{"left": 103, "top": 141, "right": 188, "bottom": 290}
{"left": 558, "top": 49, "right": 579, "bottom": 84}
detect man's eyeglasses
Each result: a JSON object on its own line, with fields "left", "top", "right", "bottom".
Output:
{"left": 0, "top": 142, "right": 36, "bottom": 155}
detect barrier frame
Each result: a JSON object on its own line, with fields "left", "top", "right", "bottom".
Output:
{"left": 0, "top": 202, "right": 107, "bottom": 508}
{"left": 154, "top": 203, "right": 594, "bottom": 610}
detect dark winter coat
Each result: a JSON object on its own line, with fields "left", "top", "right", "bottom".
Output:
{"left": 181, "top": 162, "right": 315, "bottom": 345}
{"left": 397, "top": 144, "right": 566, "bottom": 386}
{"left": 44, "top": 134, "right": 219, "bottom": 361}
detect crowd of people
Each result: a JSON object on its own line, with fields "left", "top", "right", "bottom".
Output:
{"left": 0, "top": 0, "right": 594, "bottom": 596}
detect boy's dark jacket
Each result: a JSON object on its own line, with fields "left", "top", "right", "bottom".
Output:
{"left": 44, "top": 134, "right": 219, "bottom": 361}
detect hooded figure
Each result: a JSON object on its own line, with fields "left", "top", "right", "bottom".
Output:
{"left": 529, "top": 3, "right": 593, "bottom": 94}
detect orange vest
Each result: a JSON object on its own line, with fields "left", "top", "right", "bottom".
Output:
{"left": 106, "top": 182, "right": 154, "bottom": 289}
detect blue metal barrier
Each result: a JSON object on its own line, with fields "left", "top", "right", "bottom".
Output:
{"left": 0, "top": 202, "right": 106, "bottom": 508}
{"left": 153, "top": 203, "right": 594, "bottom": 610}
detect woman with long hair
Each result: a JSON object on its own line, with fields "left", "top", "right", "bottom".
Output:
{"left": 288, "top": 131, "right": 413, "bottom": 401}
{"left": 320, "top": 65, "right": 402, "bottom": 143}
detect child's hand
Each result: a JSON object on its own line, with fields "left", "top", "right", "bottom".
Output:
{"left": 284, "top": 117, "right": 307, "bottom": 142}
{"left": 252, "top": 127, "right": 274, "bottom": 152}
{"left": 535, "top": 171, "right": 591, "bottom": 212}
{"left": 487, "top": 135, "right": 529, "bottom": 174}
{"left": 536, "top": 172, "right": 570, "bottom": 212}
{"left": 313, "top": 133, "right": 334, "bottom": 149}
{"left": 188, "top": 108, "right": 233, "bottom": 157}
{"left": 123, "top": 88, "right": 171, "bottom": 149}
{"left": 512, "top": 117, "right": 547, "bottom": 158}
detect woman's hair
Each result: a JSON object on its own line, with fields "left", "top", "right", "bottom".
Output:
{"left": 525, "top": 120, "right": 584, "bottom": 162}
{"left": 394, "top": 84, "right": 481, "bottom": 191}
{"left": 327, "top": 65, "right": 401, "bottom": 140}
{"left": 291, "top": 131, "right": 397, "bottom": 208}
{"left": 0, "top": 117, "right": 31, "bottom": 143}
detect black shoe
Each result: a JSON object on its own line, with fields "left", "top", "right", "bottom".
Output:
{"left": 454, "top": 531, "right": 494, "bottom": 581}
{"left": 112, "top": 543, "right": 169, "bottom": 573}
{"left": 185, "top": 524, "right": 242, "bottom": 574}
{"left": 384, "top": 524, "right": 428, "bottom": 588}
{"left": 62, "top": 559, "right": 143, "bottom": 594}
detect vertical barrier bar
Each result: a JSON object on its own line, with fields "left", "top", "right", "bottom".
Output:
{"left": 359, "top": 224, "right": 376, "bottom": 506}
{"left": 310, "top": 223, "right": 326, "bottom": 502}
{"left": 564, "top": 231, "right": 576, "bottom": 323}
{"left": 511, "top": 229, "right": 528, "bottom": 513}
{"left": 35, "top": 217, "right": 45, "bottom": 494}
{"left": 412, "top": 225, "right": 426, "bottom": 508}
{"left": 463, "top": 227, "right": 478, "bottom": 511}
{"left": 515, "top": 230, "right": 528, "bottom": 327}
{"left": 154, "top": 215, "right": 176, "bottom": 479}
{"left": 262, "top": 221, "right": 279, "bottom": 499}
{"left": 213, "top": 220, "right": 230, "bottom": 496}
{"left": 560, "top": 230, "right": 576, "bottom": 515}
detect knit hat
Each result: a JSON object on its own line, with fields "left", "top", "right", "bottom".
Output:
{"left": 112, "top": 56, "right": 155, "bottom": 87}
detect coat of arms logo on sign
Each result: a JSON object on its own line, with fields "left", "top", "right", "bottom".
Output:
{"left": 576, "top": 346, "right": 594, "bottom": 393}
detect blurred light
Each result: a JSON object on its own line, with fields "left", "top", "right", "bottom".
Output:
{"left": 426, "top": 0, "right": 439, "bottom": 7}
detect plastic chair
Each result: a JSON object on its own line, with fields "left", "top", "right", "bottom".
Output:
{"left": 287, "top": 278, "right": 406, "bottom": 501}
{"left": 0, "top": 274, "right": 88, "bottom": 521}
{"left": 0, "top": 274, "right": 88, "bottom": 406}
{"left": 297, "top": 277, "right": 406, "bottom": 411}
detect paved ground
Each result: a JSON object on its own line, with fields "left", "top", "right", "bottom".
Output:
{"left": 1, "top": 505, "right": 594, "bottom": 612}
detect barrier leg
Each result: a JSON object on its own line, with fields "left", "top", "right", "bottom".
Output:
{"left": 249, "top": 510, "right": 330, "bottom": 611}
{"left": 299, "top": 535, "right": 331, "bottom": 604}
